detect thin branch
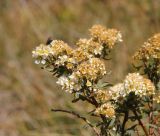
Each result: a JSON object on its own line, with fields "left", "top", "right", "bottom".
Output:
{"left": 132, "top": 110, "right": 149, "bottom": 136}
{"left": 121, "top": 111, "right": 128, "bottom": 136}
{"left": 136, "top": 127, "right": 140, "bottom": 136}
{"left": 149, "top": 95, "right": 154, "bottom": 136}
{"left": 51, "top": 108, "right": 100, "bottom": 136}
{"left": 74, "top": 94, "right": 97, "bottom": 106}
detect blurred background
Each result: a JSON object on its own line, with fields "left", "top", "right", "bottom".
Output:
{"left": 0, "top": 0, "right": 160, "bottom": 136}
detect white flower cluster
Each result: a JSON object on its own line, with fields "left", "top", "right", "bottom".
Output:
{"left": 77, "top": 38, "right": 103, "bottom": 56}
{"left": 76, "top": 25, "right": 122, "bottom": 58}
{"left": 109, "top": 73, "right": 155, "bottom": 101}
{"left": 56, "top": 74, "right": 81, "bottom": 93}
{"left": 55, "top": 55, "right": 76, "bottom": 70}
{"left": 76, "top": 58, "right": 106, "bottom": 81}
{"left": 124, "top": 73, "right": 155, "bottom": 97}
{"left": 32, "top": 44, "right": 53, "bottom": 64}
{"left": 56, "top": 58, "right": 107, "bottom": 93}
{"left": 32, "top": 25, "right": 122, "bottom": 95}
{"left": 89, "top": 25, "right": 122, "bottom": 49}
{"left": 95, "top": 103, "right": 115, "bottom": 118}
{"left": 133, "top": 33, "right": 160, "bottom": 60}
{"left": 32, "top": 40, "right": 73, "bottom": 65}
{"left": 109, "top": 83, "right": 125, "bottom": 101}
{"left": 94, "top": 89, "right": 111, "bottom": 102}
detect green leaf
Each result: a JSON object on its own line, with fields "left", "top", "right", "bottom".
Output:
{"left": 126, "top": 130, "right": 135, "bottom": 136}
{"left": 145, "top": 123, "right": 158, "bottom": 129}
{"left": 127, "top": 124, "right": 137, "bottom": 131}
{"left": 132, "top": 63, "right": 142, "bottom": 71}
{"left": 109, "top": 118, "right": 115, "bottom": 127}
{"left": 96, "top": 81, "right": 112, "bottom": 89}
{"left": 109, "top": 130, "right": 117, "bottom": 136}
{"left": 153, "top": 111, "right": 159, "bottom": 116}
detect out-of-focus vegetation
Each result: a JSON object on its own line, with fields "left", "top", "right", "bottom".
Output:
{"left": 0, "top": 0, "right": 160, "bottom": 136}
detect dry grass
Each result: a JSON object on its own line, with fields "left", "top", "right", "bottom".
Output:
{"left": 0, "top": 0, "right": 160, "bottom": 135}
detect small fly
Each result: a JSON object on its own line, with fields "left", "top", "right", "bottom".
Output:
{"left": 46, "top": 37, "right": 53, "bottom": 45}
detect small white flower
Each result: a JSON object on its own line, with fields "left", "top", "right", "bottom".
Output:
{"left": 35, "top": 60, "right": 40, "bottom": 64}
{"left": 55, "top": 55, "right": 68, "bottom": 66}
{"left": 117, "top": 32, "right": 123, "bottom": 42}
{"left": 56, "top": 76, "right": 68, "bottom": 86}
{"left": 41, "top": 60, "right": 46, "bottom": 64}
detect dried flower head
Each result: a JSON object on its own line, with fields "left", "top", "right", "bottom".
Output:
{"left": 32, "top": 44, "right": 53, "bottom": 64}
{"left": 77, "top": 38, "right": 103, "bottom": 55}
{"left": 124, "top": 73, "right": 155, "bottom": 97}
{"left": 95, "top": 103, "right": 115, "bottom": 118}
{"left": 100, "top": 29, "right": 122, "bottom": 48}
{"left": 133, "top": 33, "right": 160, "bottom": 60}
{"left": 54, "top": 55, "right": 76, "bottom": 70}
{"left": 89, "top": 25, "right": 106, "bottom": 38}
{"left": 71, "top": 48, "right": 92, "bottom": 63}
{"left": 50, "top": 40, "right": 73, "bottom": 57}
{"left": 89, "top": 25, "right": 122, "bottom": 49}
{"left": 153, "top": 94, "right": 160, "bottom": 103}
{"left": 94, "top": 89, "right": 111, "bottom": 102}
{"left": 77, "top": 58, "right": 106, "bottom": 81}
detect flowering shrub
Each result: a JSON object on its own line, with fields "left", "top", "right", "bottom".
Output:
{"left": 32, "top": 25, "right": 160, "bottom": 136}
